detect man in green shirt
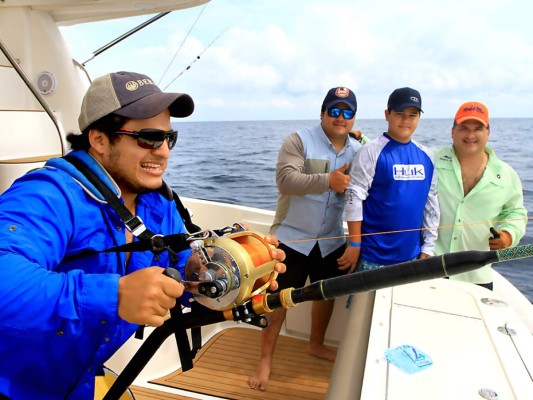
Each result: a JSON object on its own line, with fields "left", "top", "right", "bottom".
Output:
{"left": 435, "top": 101, "right": 527, "bottom": 289}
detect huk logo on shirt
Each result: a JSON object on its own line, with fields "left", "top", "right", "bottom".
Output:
{"left": 393, "top": 164, "right": 426, "bottom": 180}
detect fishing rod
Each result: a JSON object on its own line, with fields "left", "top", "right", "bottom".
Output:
{"left": 81, "top": 12, "right": 171, "bottom": 66}
{"left": 102, "top": 239, "right": 533, "bottom": 400}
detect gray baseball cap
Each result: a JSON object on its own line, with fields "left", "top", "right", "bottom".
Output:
{"left": 78, "top": 71, "right": 194, "bottom": 132}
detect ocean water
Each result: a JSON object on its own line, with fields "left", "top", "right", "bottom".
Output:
{"left": 165, "top": 118, "right": 533, "bottom": 302}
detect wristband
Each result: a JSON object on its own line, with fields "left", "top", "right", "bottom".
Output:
{"left": 348, "top": 241, "right": 361, "bottom": 248}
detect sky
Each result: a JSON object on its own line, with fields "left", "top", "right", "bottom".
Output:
{"left": 60, "top": 0, "right": 533, "bottom": 122}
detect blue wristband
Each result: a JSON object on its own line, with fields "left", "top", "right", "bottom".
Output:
{"left": 348, "top": 241, "right": 361, "bottom": 248}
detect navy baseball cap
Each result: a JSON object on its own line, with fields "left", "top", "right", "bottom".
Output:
{"left": 78, "top": 71, "right": 194, "bottom": 132}
{"left": 387, "top": 87, "right": 423, "bottom": 112}
{"left": 322, "top": 87, "right": 357, "bottom": 112}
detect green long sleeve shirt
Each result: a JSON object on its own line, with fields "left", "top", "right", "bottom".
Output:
{"left": 435, "top": 146, "right": 527, "bottom": 284}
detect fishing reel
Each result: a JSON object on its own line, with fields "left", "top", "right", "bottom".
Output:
{"left": 183, "top": 224, "right": 279, "bottom": 311}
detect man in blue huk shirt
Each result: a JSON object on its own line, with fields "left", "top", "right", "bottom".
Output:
{"left": 0, "top": 71, "right": 286, "bottom": 399}
{"left": 341, "top": 87, "right": 439, "bottom": 273}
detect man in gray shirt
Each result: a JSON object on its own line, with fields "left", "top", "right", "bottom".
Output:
{"left": 249, "top": 87, "right": 362, "bottom": 391}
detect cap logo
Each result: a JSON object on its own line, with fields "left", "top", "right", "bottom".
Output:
{"left": 335, "top": 87, "right": 350, "bottom": 98}
{"left": 125, "top": 78, "right": 155, "bottom": 91}
{"left": 410, "top": 96, "right": 420, "bottom": 103}
{"left": 463, "top": 105, "right": 485, "bottom": 115}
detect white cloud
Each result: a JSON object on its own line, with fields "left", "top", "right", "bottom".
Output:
{"left": 62, "top": 0, "right": 533, "bottom": 120}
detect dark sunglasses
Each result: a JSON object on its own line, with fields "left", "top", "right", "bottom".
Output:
{"left": 116, "top": 128, "right": 178, "bottom": 150}
{"left": 327, "top": 107, "right": 355, "bottom": 120}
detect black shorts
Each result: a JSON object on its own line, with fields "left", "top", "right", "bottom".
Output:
{"left": 272, "top": 242, "right": 347, "bottom": 293}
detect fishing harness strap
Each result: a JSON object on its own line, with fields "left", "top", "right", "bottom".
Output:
{"left": 63, "top": 155, "right": 202, "bottom": 369}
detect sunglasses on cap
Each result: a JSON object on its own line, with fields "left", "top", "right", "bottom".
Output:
{"left": 116, "top": 128, "right": 178, "bottom": 150}
{"left": 327, "top": 107, "right": 355, "bottom": 120}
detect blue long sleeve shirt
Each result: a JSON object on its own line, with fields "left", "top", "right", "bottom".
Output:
{"left": 345, "top": 133, "right": 439, "bottom": 264}
{"left": 0, "top": 150, "right": 190, "bottom": 399}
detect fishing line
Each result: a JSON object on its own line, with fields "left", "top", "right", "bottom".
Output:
{"left": 281, "top": 216, "right": 532, "bottom": 245}
{"left": 158, "top": 4, "right": 208, "bottom": 86}
{"left": 162, "top": 3, "right": 258, "bottom": 90}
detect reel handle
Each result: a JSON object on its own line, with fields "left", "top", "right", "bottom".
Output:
{"left": 163, "top": 267, "right": 183, "bottom": 282}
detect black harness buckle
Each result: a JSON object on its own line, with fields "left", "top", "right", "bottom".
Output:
{"left": 150, "top": 234, "right": 166, "bottom": 253}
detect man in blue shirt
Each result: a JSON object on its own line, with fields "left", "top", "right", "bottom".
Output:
{"left": 0, "top": 71, "right": 285, "bottom": 399}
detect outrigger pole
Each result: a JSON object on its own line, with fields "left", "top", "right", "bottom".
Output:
{"left": 81, "top": 12, "right": 171, "bottom": 66}
{"left": 103, "top": 244, "right": 533, "bottom": 400}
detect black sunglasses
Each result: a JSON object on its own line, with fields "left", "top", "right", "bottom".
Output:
{"left": 116, "top": 128, "right": 178, "bottom": 150}
{"left": 327, "top": 107, "right": 355, "bottom": 120}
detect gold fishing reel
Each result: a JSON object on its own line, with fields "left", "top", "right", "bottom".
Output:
{"left": 183, "top": 228, "right": 279, "bottom": 311}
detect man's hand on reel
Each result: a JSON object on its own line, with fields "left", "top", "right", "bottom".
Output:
{"left": 117, "top": 232, "right": 285, "bottom": 327}
{"left": 263, "top": 234, "right": 286, "bottom": 292}
{"left": 118, "top": 267, "right": 184, "bottom": 327}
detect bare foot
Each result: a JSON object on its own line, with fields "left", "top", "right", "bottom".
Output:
{"left": 248, "top": 359, "right": 271, "bottom": 391}
{"left": 308, "top": 344, "right": 337, "bottom": 362}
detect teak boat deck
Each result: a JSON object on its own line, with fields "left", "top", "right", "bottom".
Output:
{"left": 131, "top": 327, "right": 334, "bottom": 400}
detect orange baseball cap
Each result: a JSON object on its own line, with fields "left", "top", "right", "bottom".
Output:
{"left": 454, "top": 101, "right": 489, "bottom": 127}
